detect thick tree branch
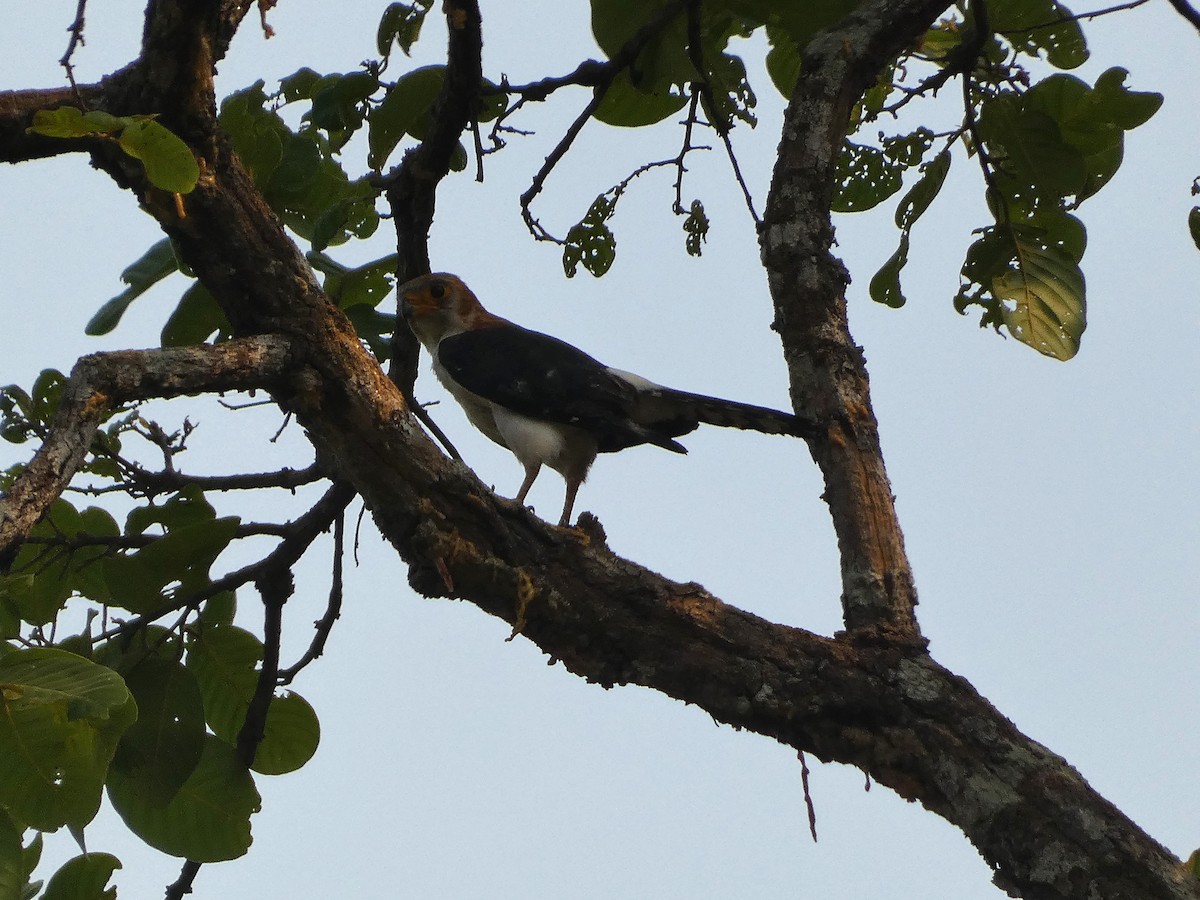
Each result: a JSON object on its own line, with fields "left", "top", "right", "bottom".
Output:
{"left": 760, "top": 2, "right": 953, "bottom": 642}
{"left": 0, "top": 84, "right": 105, "bottom": 163}
{"left": 0, "top": 336, "right": 295, "bottom": 567}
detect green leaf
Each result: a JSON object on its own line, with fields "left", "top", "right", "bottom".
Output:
{"left": 117, "top": 119, "right": 200, "bottom": 194}
{"left": 86, "top": 239, "right": 179, "bottom": 336}
{"left": 307, "top": 71, "right": 379, "bottom": 136}
{"left": 874, "top": 149, "right": 948, "bottom": 309}
{"left": 869, "top": 231, "right": 910, "bottom": 309}
{"left": 185, "top": 625, "right": 262, "bottom": 743}
{"left": 990, "top": 0, "right": 1088, "bottom": 69}
{"left": 1189, "top": 207, "right": 1200, "bottom": 251}
{"left": 3, "top": 499, "right": 114, "bottom": 625}
{"left": 314, "top": 252, "right": 396, "bottom": 309}
{"left": 27, "top": 108, "right": 122, "bottom": 139}
{"left": 895, "top": 149, "right": 951, "bottom": 229}
{"left": 700, "top": 51, "right": 757, "bottom": 130}
{"left": 219, "top": 82, "right": 287, "bottom": 186}
{"left": 367, "top": 65, "right": 444, "bottom": 169}
{"left": 591, "top": 0, "right": 691, "bottom": 91}
{"left": 1091, "top": 67, "right": 1162, "bottom": 129}
{"left": 832, "top": 142, "right": 904, "bottom": 213}
{"left": 250, "top": 692, "right": 320, "bottom": 776}
{"left": 993, "top": 232, "right": 1086, "bottom": 360}
{"left": 112, "top": 659, "right": 205, "bottom": 806}
{"left": 95, "top": 625, "right": 184, "bottom": 673}
{"left": 107, "top": 734, "right": 260, "bottom": 862}
{"left": 0, "top": 809, "right": 21, "bottom": 900}
{"left": 345, "top": 306, "right": 397, "bottom": 362}
{"left": 377, "top": 1, "right": 433, "bottom": 59}
{"left": 764, "top": 25, "right": 801, "bottom": 97}
{"left": 594, "top": 70, "right": 687, "bottom": 128}
{"left": 978, "top": 94, "right": 1087, "bottom": 203}
{"left": 40, "top": 852, "right": 120, "bottom": 900}
{"left": 161, "top": 282, "right": 229, "bottom": 347}
{"left": 278, "top": 68, "right": 324, "bottom": 103}
{"left": 199, "top": 591, "right": 237, "bottom": 627}
{"left": 124, "top": 485, "right": 216, "bottom": 536}
{"left": 102, "top": 516, "right": 240, "bottom": 615}
{"left": 0, "top": 649, "right": 137, "bottom": 831}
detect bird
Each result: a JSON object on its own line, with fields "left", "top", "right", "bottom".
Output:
{"left": 399, "top": 273, "right": 813, "bottom": 527}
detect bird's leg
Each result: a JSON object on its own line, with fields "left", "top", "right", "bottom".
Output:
{"left": 515, "top": 463, "right": 541, "bottom": 505}
{"left": 558, "top": 476, "right": 582, "bottom": 527}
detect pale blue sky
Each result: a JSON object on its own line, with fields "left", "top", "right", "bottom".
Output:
{"left": 2, "top": 3, "right": 1197, "bottom": 898}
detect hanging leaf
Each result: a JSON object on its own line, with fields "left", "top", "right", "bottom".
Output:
{"left": 86, "top": 238, "right": 179, "bottom": 336}
{"left": 993, "top": 233, "right": 1086, "bottom": 360}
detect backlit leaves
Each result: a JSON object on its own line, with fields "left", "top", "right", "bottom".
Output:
{"left": 28, "top": 109, "right": 199, "bottom": 194}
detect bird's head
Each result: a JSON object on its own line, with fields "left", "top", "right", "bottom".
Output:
{"left": 398, "top": 273, "right": 505, "bottom": 350}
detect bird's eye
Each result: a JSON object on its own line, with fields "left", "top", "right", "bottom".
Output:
{"left": 430, "top": 282, "right": 446, "bottom": 300}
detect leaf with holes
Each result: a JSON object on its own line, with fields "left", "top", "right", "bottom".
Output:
{"left": 993, "top": 236, "right": 1086, "bottom": 360}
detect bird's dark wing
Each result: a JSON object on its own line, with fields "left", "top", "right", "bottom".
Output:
{"left": 437, "top": 325, "right": 689, "bottom": 453}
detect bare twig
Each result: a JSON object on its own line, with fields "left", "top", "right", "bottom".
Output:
{"left": 799, "top": 751, "right": 818, "bottom": 842}
{"left": 69, "top": 462, "right": 325, "bottom": 498}
{"left": 999, "top": 0, "right": 1152, "bottom": 33}
{"left": 518, "top": 0, "right": 688, "bottom": 239}
{"left": 164, "top": 861, "right": 202, "bottom": 900}
{"left": 278, "top": 507, "right": 345, "bottom": 684}
{"left": 59, "top": 0, "right": 89, "bottom": 100}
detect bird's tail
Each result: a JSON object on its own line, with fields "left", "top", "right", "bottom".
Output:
{"left": 651, "top": 388, "right": 814, "bottom": 439}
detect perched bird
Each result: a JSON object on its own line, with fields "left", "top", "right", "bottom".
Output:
{"left": 399, "top": 273, "right": 812, "bottom": 526}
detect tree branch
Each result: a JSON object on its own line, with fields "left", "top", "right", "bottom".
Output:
{"left": 0, "top": 84, "right": 105, "bottom": 163}
{"left": 382, "top": 0, "right": 484, "bottom": 394}
{"left": 1166, "top": 0, "right": 1200, "bottom": 34}
{"left": 0, "top": 337, "right": 295, "bottom": 568}
{"left": 760, "top": 1, "right": 950, "bottom": 642}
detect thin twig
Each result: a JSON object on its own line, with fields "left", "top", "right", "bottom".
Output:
{"left": 278, "top": 508, "right": 345, "bottom": 684}
{"left": 164, "top": 861, "right": 202, "bottom": 900}
{"left": 518, "top": 0, "right": 688, "bottom": 240}
{"left": 1000, "top": 0, "right": 1151, "bottom": 33}
{"left": 59, "top": 0, "right": 89, "bottom": 102}
{"left": 681, "top": 0, "right": 759, "bottom": 225}
{"left": 799, "top": 751, "right": 818, "bottom": 842}
{"left": 69, "top": 462, "right": 325, "bottom": 497}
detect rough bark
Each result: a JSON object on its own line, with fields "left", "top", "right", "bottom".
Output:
{"left": 0, "top": 3, "right": 1195, "bottom": 899}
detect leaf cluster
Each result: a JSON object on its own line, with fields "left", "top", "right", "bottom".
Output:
{"left": 1, "top": 380, "right": 324, "bottom": 894}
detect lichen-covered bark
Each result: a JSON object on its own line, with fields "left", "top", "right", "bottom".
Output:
{"left": 0, "top": 2, "right": 1195, "bottom": 899}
